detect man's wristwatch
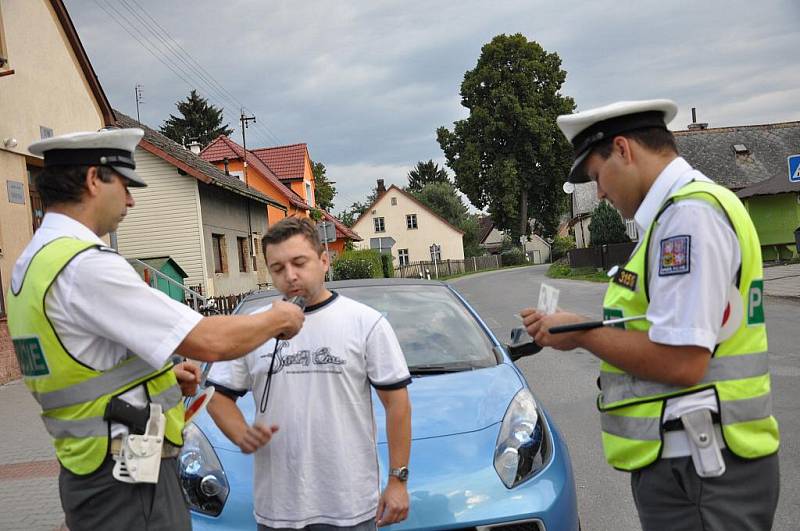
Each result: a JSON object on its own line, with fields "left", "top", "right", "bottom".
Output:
{"left": 389, "top": 466, "right": 409, "bottom": 482}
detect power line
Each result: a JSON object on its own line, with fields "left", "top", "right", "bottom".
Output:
{"left": 93, "top": 0, "right": 280, "bottom": 147}
{"left": 107, "top": 0, "right": 283, "bottom": 147}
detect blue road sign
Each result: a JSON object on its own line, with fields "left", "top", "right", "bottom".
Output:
{"left": 789, "top": 154, "right": 800, "bottom": 183}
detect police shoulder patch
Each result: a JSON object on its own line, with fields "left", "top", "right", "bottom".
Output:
{"left": 659, "top": 235, "right": 691, "bottom": 276}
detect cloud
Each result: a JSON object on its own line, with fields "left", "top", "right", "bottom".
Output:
{"left": 65, "top": 0, "right": 800, "bottom": 214}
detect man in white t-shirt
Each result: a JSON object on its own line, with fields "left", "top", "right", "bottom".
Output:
{"left": 207, "top": 217, "right": 412, "bottom": 530}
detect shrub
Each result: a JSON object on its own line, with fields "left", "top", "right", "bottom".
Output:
{"left": 500, "top": 247, "right": 526, "bottom": 266}
{"left": 588, "top": 201, "right": 630, "bottom": 246}
{"left": 332, "top": 249, "right": 382, "bottom": 280}
{"left": 551, "top": 235, "right": 576, "bottom": 261}
{"left": 379, "top": 253, "right": 395, "bottom": 278}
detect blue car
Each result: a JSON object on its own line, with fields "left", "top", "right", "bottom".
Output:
{"left": 179, "top": 279, "right": 579, "bottom": 530}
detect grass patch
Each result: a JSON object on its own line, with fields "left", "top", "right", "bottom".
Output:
{"left": 546, "top": 261, "right": 609, "bottom": 282}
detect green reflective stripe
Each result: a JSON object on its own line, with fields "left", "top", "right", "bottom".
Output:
{"left": 151, "top": 385, "right": 182, "bottom": 411}
{"left": 600, "top": 353, "right": 769, "bottom": 405}
{"left": 32, "top": 356, "right": 155, "bottom": 411}
{"left": 602, "top": 415, "right": 661, "bottom": 440}
{"left": 721, "top": 394, "right": 773, "bottom": 425}
{"left": 42, "top": 415, "right": 106, "bottom": 438}
{"left": 603, "top": 396, "right": 773, "bottom": 441}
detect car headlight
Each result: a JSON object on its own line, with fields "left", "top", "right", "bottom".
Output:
{"left": 494, "top": 389, "right": 550, "bottom": 488}
{"left": 179, "top": 423, "right": 230, "bottom": 516}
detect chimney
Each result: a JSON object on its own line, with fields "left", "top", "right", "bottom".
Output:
{"left": 687, "top": 107, "right": 708, "bottom": 130}
{"left": 188, "top": 140, "right": 202, "bottom": 154}
{"left": 376, "top": 178, "right": 386, "bottom": 194}
{"left": 223, "top": 157, "right": 230, "bottom": 176}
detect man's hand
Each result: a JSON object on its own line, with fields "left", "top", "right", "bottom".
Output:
{"left": 376, "top": 479, "right": 409, "bottom": 527}
{"left": 520, "top": 308, "right": 587, "bottom": 351}
{"left": 236, "top": 423, "right": 279, "bottom": 454}
{"left": 270, "top": 300, "right": 305, "bottom": 340}
{"left": 173, "top": 361, "right": 202, "bottom": 397}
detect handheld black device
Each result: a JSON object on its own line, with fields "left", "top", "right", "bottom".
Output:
{"left": 260, "top": 295, "right": 306, "bottom": 413}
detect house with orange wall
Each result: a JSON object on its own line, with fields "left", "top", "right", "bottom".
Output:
{"left": 200, "top": 137, "right": 360, "bottom": 255}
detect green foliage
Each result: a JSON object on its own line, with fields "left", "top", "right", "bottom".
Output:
{"left": 547, "top": 259, "right": 608, "bottom": 282}
{"left": 411, "top": 181, "right": 483, "bottom": 258}
{"left": 160, "top": 90, "right": 233, "bottom": 147}
{"left": 337, "top": 201, "right": 369, "bottom": 227}
{"left": 406, "top": 160, "right": 450, "bottom": 192}
{"left": 500, "top": 247, "right": 526, "bottom": 266}
{"left": 332, "top": 249, "right": 383, "bottom": 280}
{"left": 309, "top": 208, "right": 323, "bottom": 222}
{"left": 588, "top": 201, "right": 630, "bottom": 246}
{"left": 551, "top": 235, "right": 576, "bottom": 261}
{"left": 311, "top": 161, "right": 336, "bottom": 211}
{"left": 437, "top": 34, "right": 575, "bottom": 241}
{"left": 379, "top": 253, "right": 395, "bottom": 278}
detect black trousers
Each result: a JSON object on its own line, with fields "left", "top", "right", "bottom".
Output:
{"left": 59, "top": 455, "right": 192, "bottom": 531}
{"left": 631, "top": 450, "right": 779, "bottom": 531}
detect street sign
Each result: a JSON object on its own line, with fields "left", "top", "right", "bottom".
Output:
{"left": 369, "top": 237, "right": 395, "bottom": 254}
{"left": 789, "top": 154, "right": 800, "bottom": 183}
{"left": 429, "top": 244, "right": 441, "bottom": 253}
{"left": 317, "top": 221, "right": 337, "bottom": 243}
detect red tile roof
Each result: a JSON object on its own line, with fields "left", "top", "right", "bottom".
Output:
{"left": 200, "top": 136, "right": 309, "bottom": 211}
{"left": 321, "top": 210, "right": 361, "bottom": 241}
{"left": 251, "top": 144, "right": 308, "bottom": 181}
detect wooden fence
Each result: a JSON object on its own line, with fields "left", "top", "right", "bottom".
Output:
{"left": 395, "top": 255, "right": 502, "bottom": 279}
{"left": 567, "top": 242, "right": 637, "bottom": 270}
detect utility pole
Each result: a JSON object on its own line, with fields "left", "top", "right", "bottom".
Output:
{"left": 240, "top": 110, "right": 257, "bottom": 270}
{"left": 134, "top": 84, "right": 144, "bottom": 124}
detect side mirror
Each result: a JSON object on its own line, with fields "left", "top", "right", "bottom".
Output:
{"left": 506, "top": 327, "right": 543, "bottom": 361}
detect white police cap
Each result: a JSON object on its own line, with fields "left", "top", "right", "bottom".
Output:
{"left": 557, "top": 99, "right": 678, "bottom": 183}
{"left": 28, "top": 128, "right": 147, "bottom": 187}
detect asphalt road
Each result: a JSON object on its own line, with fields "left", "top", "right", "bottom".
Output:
{"left": 450, "top": 265, "right": 800, "bottom": 531}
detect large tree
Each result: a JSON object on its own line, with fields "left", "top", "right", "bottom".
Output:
{"left": 160, "top": 90, "right": 233, "bottom": 147}
{"left": 311, "top": 161, "right": 337, "bottom": 211}
{"left": 412, "top": 182, "right": 483, "bottom": 257}
{"left": 437, "top": 34, "right": 575, "bottom": 241}
{"left": 406, "top": 159, "right": 449, "bottom": 192}
{"left": 588, "top": 201, "right": 630, "bottom": 246}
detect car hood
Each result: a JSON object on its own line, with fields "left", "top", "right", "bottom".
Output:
{"left": 199, "top": 363, "right": 524, "bottom": 451}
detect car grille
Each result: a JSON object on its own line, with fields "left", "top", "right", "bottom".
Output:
{"left": 469, "top": 520, "right": 545, "bottom": 531}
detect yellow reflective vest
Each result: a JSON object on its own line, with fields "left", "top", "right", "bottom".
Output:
{"left": 7, "top": 237, "right": 185, "bottom": 475}
{"left": 598, "top": 181, "right": 779, "bottom": 471}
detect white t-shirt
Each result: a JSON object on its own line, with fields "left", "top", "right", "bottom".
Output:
{"left": 207, "top": 293, "right": 411, "bottom": 529}
{"left": 11, "top": 213, "right": 203, "bottom": 436}
{"left": 632, "top": 158, "right": 741, "bottom": 437}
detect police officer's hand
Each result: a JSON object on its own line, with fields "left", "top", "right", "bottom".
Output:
{"left": 271, "top": 299, "right": 305, "bottom": 339}
{"left": 520, "top": 308, "right": 587, "bottom": 351}
{"left": 236, "top": 423, "right": 279, "bottom": 454}
{"left": 173, "top": 361, "right": 202, "bottom": 397}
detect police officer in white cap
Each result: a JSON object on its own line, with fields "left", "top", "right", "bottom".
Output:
{"left": 7, "top": 128, "right": 305, "bottom": 530}
{"left": 521, "top": 100, "right": 779, "bottom": 530}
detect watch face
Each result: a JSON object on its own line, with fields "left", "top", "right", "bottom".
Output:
{"left": 393, "top": 467, "right": 409, "bottom": 481}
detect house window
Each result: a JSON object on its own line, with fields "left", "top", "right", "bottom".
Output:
{"left": 212, "top": 233, "right": 227, "bottom": 274}
{"left": 237, "top": 237, "right": 249, "bottom": 272}
{"left": 0, "top": 4, "right": 9, "bottom": 72}
{"left": 373, "top": 217, "right": 385, "bottom": 233}
{"left": 398, "top": 249, "right": 409, "bottom": 266}
{"left": 406, "top": 214, "right": 418, "bottom": 230}
{"left": 391, "top": 197, "right": 397, "bottom": 206}
{"left": 305, "top": 182, "right": 314, "bottom": 206}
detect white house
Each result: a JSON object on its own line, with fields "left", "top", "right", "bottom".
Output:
{"left": 352, "top": 180, "right": 464, "bottom": 266}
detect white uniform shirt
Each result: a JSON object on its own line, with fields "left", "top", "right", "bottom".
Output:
{"left": 11, "top": 213, "right": 203, "bottom": 435}
{"left": 207, "top": 293, "right": 411, "bottom": 529}
{"left": 633, "top": 157, "right": 741, "bottom": 443}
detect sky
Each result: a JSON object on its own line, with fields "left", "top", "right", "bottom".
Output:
{"left": 64, "top": 0, "right": 800, "bottom": 213}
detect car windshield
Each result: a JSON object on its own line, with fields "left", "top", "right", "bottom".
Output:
{"left": 237, "top": 284, "right": 497, "bottom": 372}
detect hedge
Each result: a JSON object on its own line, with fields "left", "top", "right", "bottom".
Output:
{"left": 332, "top": 249, "right": 383, "bottom": 280}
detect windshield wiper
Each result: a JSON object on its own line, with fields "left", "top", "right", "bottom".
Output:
{"left": 408, "top": 362, "right": 482, "bottom": 375}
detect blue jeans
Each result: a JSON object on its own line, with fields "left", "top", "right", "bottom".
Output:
{"left": 258, "top": 519, "right": 377, "bottom": 531}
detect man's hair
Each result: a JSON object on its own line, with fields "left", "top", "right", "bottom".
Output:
{"left": 34, "top": 165, "right": 116, "bottom": 208}
{"left": 592, "top": 127, "right": 678, "bottom": 159}
{"left": 262, "top": 216, "right": 324, "bottom": 256}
